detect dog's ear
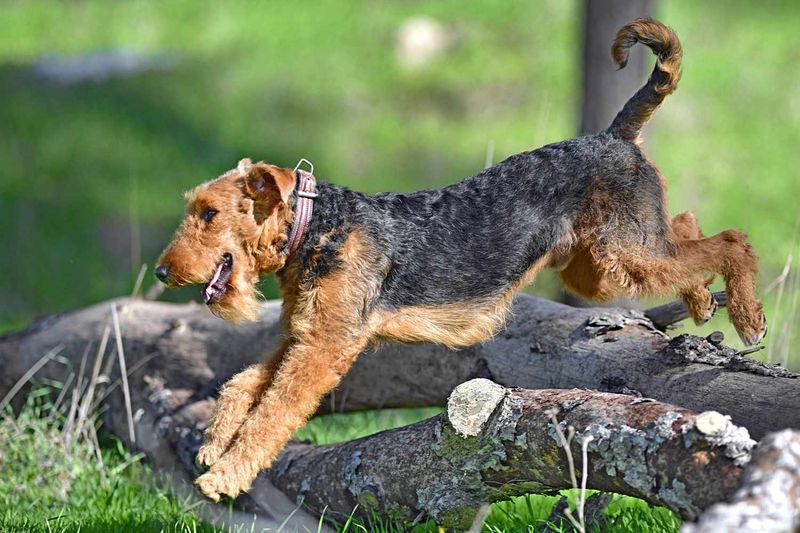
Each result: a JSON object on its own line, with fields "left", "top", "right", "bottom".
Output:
{"left": 240, "top": 161, "right": 296, "bottom": 207}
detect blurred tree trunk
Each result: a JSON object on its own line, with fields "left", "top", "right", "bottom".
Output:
{"left": 580, "top": 0, "right": 656, "bottom": 135}
{"left": 564, "top": 0, "right": 656, "bottom": 307}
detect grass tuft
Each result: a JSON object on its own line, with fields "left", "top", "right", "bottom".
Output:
{"left": 0, "top": 385, "right": 220, "bottom": 532}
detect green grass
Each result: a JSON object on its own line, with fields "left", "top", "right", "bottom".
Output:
{"left": 0, "top": 387, "right": 219, "bottom": 533}
{"left": 1, "top": 387, "right": 680, "bottom": 532}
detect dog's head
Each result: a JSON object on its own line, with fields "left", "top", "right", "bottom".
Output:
{"left": 155, "top": 158, "right": 296, "bottom": 322}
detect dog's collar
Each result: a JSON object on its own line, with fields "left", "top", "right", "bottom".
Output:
{"left": 285, "top": 169, "right": 317, "bottom": 256}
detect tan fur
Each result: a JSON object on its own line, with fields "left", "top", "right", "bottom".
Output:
{"left": 610, "top": 18, "right": 683, "bottom": 143}
{"left": 195, "top": 341, "right": 289, "bottom": 467}
{"left": 157, "top": 160, "right": 296, "bottom": 322}
{"left": 195, "top": 231, "right": 379, "bottom": 500}
{"left": 373, "top": 254, "right": 552, "bottom": 349}
{"left": 671, "top": 212, "right": 717, "bottom": 324}
{"left": 560, "top": 217, "right": 764, "bottom": 345}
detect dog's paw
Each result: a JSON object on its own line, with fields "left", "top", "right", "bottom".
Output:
{"left": 195, "top": 468, "right": 251, "bottom": 502}
{"left": 737, "top": 311, "right": 768, "bottom": 347}
{"left": 693, "top": 292, "right": 718, "bottom": 326}
{"left": 196, "top": 443, "right": 224, "bottom": 467}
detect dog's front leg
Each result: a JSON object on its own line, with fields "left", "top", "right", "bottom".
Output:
{"left": 195, "top": 333, "right": 369, "bottom": 501}
{"left": 196, "top": 339, "right": 290, "bottom": 467}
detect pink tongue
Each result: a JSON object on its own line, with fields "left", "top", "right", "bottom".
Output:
{"left": 204, "top": 262, "right": 225, "bottom": 302}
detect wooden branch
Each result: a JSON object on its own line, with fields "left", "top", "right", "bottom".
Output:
{"left": 644, "top": 291, "right": 728, "bottom": 330}
{"left": 683, "top": 429, "right": 800, "bottom": 533}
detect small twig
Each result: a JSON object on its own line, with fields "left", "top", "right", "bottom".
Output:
{"left": 563, "top": 507, "right": 584, "bottom": 533}
{"left": 548, "top": 410, "right": 586, "bottom": 533}
{"left": 738, "top": 345, "right": 765, "bottom": 357}
{"left": 548, "top": 412, "right": 578, "bottom": 489}
{"left": 644, "top": 291, "right": 728, "bottom": 330}
{"left": 578, "top": 435, "right": 594, "bottom": 527}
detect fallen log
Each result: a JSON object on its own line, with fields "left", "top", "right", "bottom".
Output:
{"left": 269, "top": 380, "right": 756, "bottom": 527}
{"left": 1, "top": 294, "right": 795, "bottom": 440}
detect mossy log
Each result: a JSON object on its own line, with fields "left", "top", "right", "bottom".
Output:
{"left": 264, "top": 380, "right": 754, "bottom": 528}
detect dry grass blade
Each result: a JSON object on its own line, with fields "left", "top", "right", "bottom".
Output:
{"left": 94, "top": 351, "right": 159, "bottom": 407}
{"left": 484, "top": 139, "right": 495, "bottom": 169}
{"left": 765, "top": 254, "right": 793, "bottom": 294}
{"left": 70, "top": 324, "right": 111, "bottom": 445}
{"left": 766, "top": 253, "right": 792, "bottom": 363}
{"left": 49, "top": 343, "right": 90, "bottom": 423}
{"left": 130, "top": 263, "right": 148, "bottom": 299}
{"left": 49, "top": 372, "right": 75, "bottom": 419}
{"left": 0, "top": 344, "right": 63, "bottom": 415}
{"left": 781, "top": 245, "right": 800, "bottom": 368}
{"left": 111, "top": 303, "right": 136, "bottom": 444}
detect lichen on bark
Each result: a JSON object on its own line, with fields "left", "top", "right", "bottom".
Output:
{"left": 417, "top": 380, "right": 525, "bottom": 527}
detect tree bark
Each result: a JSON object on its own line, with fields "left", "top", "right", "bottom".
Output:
{"left": 682, "top": 429, "right": 800, "bottom": 533}
{"left": 264, "top": 380, "right": 755, "bottom": 528}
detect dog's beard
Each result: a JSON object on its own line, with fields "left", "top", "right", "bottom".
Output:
{"left": 207, "top": 278, "right": 262, "bottom": 323}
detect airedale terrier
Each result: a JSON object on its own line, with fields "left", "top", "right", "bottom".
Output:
{"left": 155, "top": 19, "right": 767, "bottom": 501}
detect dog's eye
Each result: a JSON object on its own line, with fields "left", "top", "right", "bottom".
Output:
{"left": 202, "top": 208, "right": 218, "bottom": 223}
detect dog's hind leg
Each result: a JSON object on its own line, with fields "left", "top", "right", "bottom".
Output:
{"left": 196, "top": 342, "right": 288, "bottom": 467}
{"left": 671, "top": 212, "right": 717, "bottom": 325}
{"left": 615, "top": 230, "right": 766, "bottom": 345}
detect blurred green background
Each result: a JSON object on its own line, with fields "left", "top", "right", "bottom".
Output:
{"left": 0, "top": 2, "right": 798, "bottom": 531}
{"left": 1, "top": 0, "right": 799, "bottom": 363}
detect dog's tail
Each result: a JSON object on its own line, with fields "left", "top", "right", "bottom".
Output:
{"left": 606, "top": 18, "right": 682, "bottom": 142}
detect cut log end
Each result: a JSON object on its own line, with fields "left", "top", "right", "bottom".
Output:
{"left": 690, "top": 411, "right": 755, "bottom": 467}
{"left": 446, "top": 378, "right": 507, "bottom": 437}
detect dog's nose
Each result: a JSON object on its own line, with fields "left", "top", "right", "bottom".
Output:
{"left": 154, "top": 264, "right": 170, "bottom": 282}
